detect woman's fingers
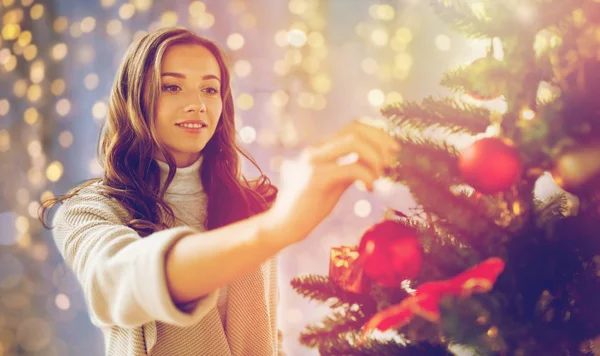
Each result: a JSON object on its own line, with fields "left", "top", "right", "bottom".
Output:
{"left": 336, "top": 120, "right": 400, "bottom": 159}
{"left": 303, "top": 133, "right": 385, "bottom": 175}
{"left": 324, "top": 160, "right": 379, "bottom": 192}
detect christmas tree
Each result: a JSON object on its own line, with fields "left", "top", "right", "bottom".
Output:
{"left": 291, "top": 1, "right": 600, "bottom": 355}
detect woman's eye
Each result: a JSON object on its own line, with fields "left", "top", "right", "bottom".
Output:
{"left": 204, "top": 87, "right": 219, "bottom": 95}
{"left": 162, "top": 84, "right": 181, "bottom": 92}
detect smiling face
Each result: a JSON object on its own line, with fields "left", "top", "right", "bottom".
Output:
{"left": 154, "top": 43, "right": 223, "bottom": 167}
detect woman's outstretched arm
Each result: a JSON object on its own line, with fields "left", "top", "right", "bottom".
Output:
{"left": 165, "top": 120, "right": 400, "bottom": 305}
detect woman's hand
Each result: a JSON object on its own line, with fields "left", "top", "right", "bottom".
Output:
{"left": 267, "top": 120, "right": 400, "bottom": 246}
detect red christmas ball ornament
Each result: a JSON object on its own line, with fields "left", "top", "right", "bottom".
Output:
{"left": 458, "top": 137, "right": 522, "bottom": 194}
{"left": 358, "top": 220, "right": 423, "bottom": 287}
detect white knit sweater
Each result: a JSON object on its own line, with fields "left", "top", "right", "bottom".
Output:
{"left": 52, "top": 156, "right": 283, "bottom": 355}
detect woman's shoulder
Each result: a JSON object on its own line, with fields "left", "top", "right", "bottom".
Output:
{"left": 59, "top": 180, "right": 132, "bottom": 224}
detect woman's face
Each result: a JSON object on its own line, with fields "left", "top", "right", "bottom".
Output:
{"left": 154, "top": 43, "right": 223, "bottom": 167}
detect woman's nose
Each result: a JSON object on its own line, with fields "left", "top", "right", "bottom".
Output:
{"left": 184, "top": 101, "right": 206, "bottom": 113}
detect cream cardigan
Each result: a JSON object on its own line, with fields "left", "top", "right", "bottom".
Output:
{"left": 51, "top": 157, "right": 283, "bottom": 355}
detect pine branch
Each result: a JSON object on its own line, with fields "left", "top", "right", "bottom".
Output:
{"left": 439, "top": 65, "right": 508, "bottom": 98}
{"left": 386, "top": 135, "right": 463, "bottom": 187}
{"left": 290, "top": 274, "right": 369, "bottom": 307}
{"left": 430, "top": 0, "right": 516, "bottom": 39}
{"left": 299, "top": 308, "right": 369, "bottom": 348}
{"left": 534, "top": 193, "right": 569, "bottom": 227}
{"left": 431, "top": 0, "right": 581, "bottom": 39}
{"left": 388, "top": 166, "right": 507, "bottom": 257}
{"left": 382, "top": 97, "right": 491, "bottom": 135}
{"left": 319, "top": 332, "right": 453, "bottom": 356}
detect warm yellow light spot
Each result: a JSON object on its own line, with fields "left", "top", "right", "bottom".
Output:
{"left": 0, "top": 99, "right": 9, "bottom": 116}
{"left": 27, "top": 84, "right": 42, "bottom": 102}
{"left": 288, "top": 0, "right": 308, "bottom": 15}
{"left": 23, "top": 44, "right": 37, "bottom": 61}
{"left": 53, "top": 17, "right": 68, "bottom": 33}
{"left": 370, "top": 28, "right": 389, "bottom": 46}
{"left": 240, "top": 13, "right": 257, "bottom": 29}
{"left": 313, "top": 95, "right": 327, "bottom": 111}
{"left": 14, "top": 79, "right": 28, "bottom": 97}
{"left": 368, "top": 89, "right": 385, "bottom": 107}
{"left": 16, "top": 215, "right": 30, "bottom": 233}
{"left": 310, "top": 73, "right": 331, "bottom": 94}
{"left": 24, "top": 107, "right": 39, "bottom": 125}
{"left": 354, "top": 199, "right": 372, "bottom": 217}
{"left": 84, "top": 73, "right": 99, "bottom": 90}
{"left": 132, "top": 0, "right": 152, "bottom": 12}
{"left": 307, "top": 31, "right": 324, "bottom": 47}
{"left": 234, "top": 60, "right": 252, "bottom": 78}
{"left": 271, "top": 90, "right": 289, "bottom": 107}
{"left": 394, "top": 53, "right": 413, "bottom": 71}
{"left": 106, "top": 19, "right": 122, "bottom": 36}
{"left": 239, "top": 126, "right": 257, "bottom": 144}
{"left": 0, "top": 129, "right": 10, "bottom": 152}
{"left": 160, "top": 11, "right": 178, "bottom": 27}
{"left": 288, "top": 29, "right": 307, "bottom": 48}
{"left": 189, "top": 1, "right": 206, "bottom": 15}
{"left": 227, "top": 33, "right": 245, "bottom": 50}
{"left": 81, "top": 17, "right": 96, "bottom": 33}
{"left": 51, "top": 79, "right": 66, "bottom": 96}
{"left": 385, "top": 91, "right": 404, "bottom": 105}
{"left": 89, "top": 159, "right": 103, "bottom": 175}
{"left": 297, "top": 92, "right": 315, "bottom": 108}
{"left": 196, "top": 12, "right": 215, "bottom": 29}
{"left": 17, "top": 30, "right": 32, "bottom": 46}
{"left": 56, "top": 99, "right": 71, "bottom": 116}
{"left": 302, "top": 56, "right": 319, "bottom": 74}
{"left": 51, "top": 43, "right": 68, "bottom": 60}
{"left": 520, "top": 107, "right": 536, "bottom": 120}
{"left": 46, "top": 161, "right": 64, "bottom": 182}
{"left": 376, "top": 4, "right": 395, "bottom": 20}
{"left": 30, "top": 60, "right": 44, "bottom": 83}
{"left": 4, "top": 54, "right": 17, "bottom": 71}
{"left": 237, "top": 93, "right": 254, "bottom": 110}
{"left": 512, "top": 201, "right": 522, "bottom": 215}
{"left": 55, "top": 294, "right": 71, "bottom": 310}
{"left": 274, "top": 30, "right": 288, "bottom": 47}
{"left": 92, "top": 101, "right": 107, "bottom": 119}
{"left": 2, "top": 24, "right": 21, "bottom": 40}
{"left": 361, "top": 57, "right": 378, "bottom": 74}
{"left": 69, "top": 22, "right": 82, "bottom": 38}
{"left": 119, "top": 4, "right": 135, "bottom": 20}
{"left": 58, "top": 131, "right": 73, "bottom": 148}
{"left": 100, "top": 0, "right": 116, "bottom": 7}
{"left": 27, "top": 140, "right": 41, "bottom": 157}
{"left": 30, "top": 3, "right": 44, "bottom": 19}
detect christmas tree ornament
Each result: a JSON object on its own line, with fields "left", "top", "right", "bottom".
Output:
{"left": 463, "top": 48, "right": 507, "bottom": 101}
{"left": 328, "top": 246, "right": 368, "bottom": 294}
{"left": 358, "top": 220, "right": 423, "bottom": 288}
{"left": 551, "top": 142, "right": 600, "bottom": 193}
{"left": 458, "top": 137, "right": 522, "bottom": 194}
{"left": 359, "top": 258, "right": 505, "bottom": 344}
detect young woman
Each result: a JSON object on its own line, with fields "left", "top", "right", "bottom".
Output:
{"left": 40, "top": 27, "right": 399, "bottom": 356}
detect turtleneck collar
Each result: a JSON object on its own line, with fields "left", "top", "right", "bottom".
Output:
{"left": 154, "top": 155, "right": 205, "bottom": 195}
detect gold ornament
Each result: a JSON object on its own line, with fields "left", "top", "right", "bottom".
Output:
{"left": 551, "top": 142, "right": 600, "bottom": 192}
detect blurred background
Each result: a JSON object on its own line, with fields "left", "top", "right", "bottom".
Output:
{"left": 0, "top": 0, "right": 546, "bottom": 355}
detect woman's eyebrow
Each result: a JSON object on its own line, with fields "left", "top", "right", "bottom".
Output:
{"left": 161, "top": 72, "right": 220, "bottom": 81}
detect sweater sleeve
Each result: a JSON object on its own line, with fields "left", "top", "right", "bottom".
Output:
{"left": 51, "top": 188, "right": 219, "bottom": 329}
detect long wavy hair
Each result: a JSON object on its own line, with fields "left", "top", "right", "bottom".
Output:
{"left": 39, "top": 27, "right": 277, "bottom": 236}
